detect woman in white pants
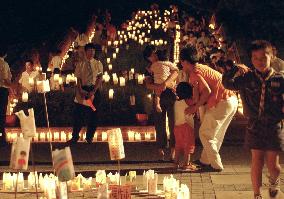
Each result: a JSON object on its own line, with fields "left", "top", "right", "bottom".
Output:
{"left": 180, "top": 47, "right": 238, "bottom": 171}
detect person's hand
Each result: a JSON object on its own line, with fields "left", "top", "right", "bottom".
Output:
{"left": 185, "top": 105, "right": 198, "bottom": 115}
{"left": 236, "top": 64, "right": 250, "bottom": 76}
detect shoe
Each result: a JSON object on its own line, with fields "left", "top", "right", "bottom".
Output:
{"left": 193, "top": 159, "right": 209, "bottom": 167}
{"left": 268, "top": 176, "right": 280, "bottom": 198}
{"left": 181, "top": 163, "right": 200, "bottom": 172}
{"left": 66, "top": 138, "right": 78, "bottom": 146}
{"left": 85, "top": 138, "right": 93, "bottom": 144}
{"left": 201, "top": 165, "right": 223, "bottom": 172}
{"left": 254, "top": 195, "right": 262, "bottom": 199}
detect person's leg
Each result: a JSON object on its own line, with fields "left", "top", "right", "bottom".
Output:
{"left": 265, "top": 151, "right": 281, "bottom": 197}
{"left": 199, "top": 97, "right": 238, "bottom": 170}
{"left": 155, "top": 95, "right": 162, "bottom": 113}
{"left": 154, "top": 110, "right": 167, "bottom": 155}
{"left": 251, "top": 149, "right": 265, "bottom": 198}
{"left": 70, "top": 103, "right": 84, "bottom": 142}
{"left": 0, "top": 88, "right": 9, "bottom": 145}
{"left": 215, "top": 96, "right": 238, "bottom": 152}
{"left": 86, "top": 90, "right": 101, "bottom": 143}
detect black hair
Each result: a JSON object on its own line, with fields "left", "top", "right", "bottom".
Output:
{"left": 176, "top": 82, "right": 193, "bottom": 100}
{"left": 84, "top": 43, "right": 96, "bottom": 51}
{"left": 249, "top": 40, "right": 272, "bottom": 55}
{"left": 0, "top": 45, "right": 7, "bottom": 57}
{"left": 25, "top": 59, "right": 34, "bottom": 65}
{"left": 156, "top": 49, "right": 168, "bottom": 61}
{"left": 143, "top": 45, "right": 157, "bottom": 61}
{"left": 53, "top": 68, "right": 60, "bottom": 74}
{"left": 180, "top": 47, "right": 198, "bottom": 64}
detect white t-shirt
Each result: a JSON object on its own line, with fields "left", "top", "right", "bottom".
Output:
{"left": 174, "top": 100, "right": 194, "bottom": 127}
{"left": 19, "top": 71, "right": 38, "bottom": 92}
{"left": 74, "top": 58, "right": 103, "bottom": 105}
{"left": 150, "top": 61, "right": 178, "bottom": 87}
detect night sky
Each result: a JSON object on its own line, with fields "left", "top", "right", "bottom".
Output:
{"left": 1, "top": 0, "right": 283, "bottom": 55}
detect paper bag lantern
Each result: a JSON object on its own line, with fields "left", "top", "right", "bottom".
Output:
{"left": 15, "top": 108, "right": 36, "bottom": 138}
{"left": 52, "top": 147, "right": 75, "bottom": 182}
{"left": 96, "top": 170, "right": 107, "bottom": 184}
{"left": 148, "top": 173, "right": 158, "bottom": 195}
{"left": 97, "top": 183, "right": 110, "bottom": 199}
{"left": 10, "top": 137, "right": 31, "bottom": 170}
{"left": 37, "top": 80, "right": 50, "bottom": 93}
{"left": 109, "top": 184, "right": 131, "bottom": 199}
{"left": 107, "top": 128, "right": 125, "bottom": 160}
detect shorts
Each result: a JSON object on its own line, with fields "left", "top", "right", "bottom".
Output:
{"left": 174, "top": 123, "right": 195, "bottom": 154}
{"left": 246, "top": 119, "right": 284, "bottom": 151}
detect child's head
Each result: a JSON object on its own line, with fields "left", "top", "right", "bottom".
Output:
{"left": 156, "top": 49, "right": 169, "bottom": 61}
{"left": 176, "top": 82, "right": 193, "bottom": 100}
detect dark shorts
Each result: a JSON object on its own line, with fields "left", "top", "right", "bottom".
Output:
{"left": 246, "top": 119, "right": 284, "bottom": 151}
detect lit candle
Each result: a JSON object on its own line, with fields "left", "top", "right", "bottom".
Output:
{"left": 115, "top": 48, "right": 119, "bottom": 53}
{"left": 107, "top": 58, "right": 111, "bottom": 64}
{"left": 113, "top": 53, "right": 116, "bottom": 59}
{"left": 128, "top": 131, "right": 135, "bottom": 141}
{"left": 102, "top": 132, "right": 108, "bottom": 141}
{"left": 58, "top": 77, "right": 63, "bottom": 85}
{"left": 108, "top": 64, "right": 112, "bottom": 70}
{"left": 137, "top": 74, "right": 144, "bottom": 84}
{"left": 107, "top": 41, "right": 111, "bottom": 46}
{"left": 119, "top": 77, "right": 125, "bottom": 86}
{"left": 109, "top": 89, "right": 114, "bottom": 99}
{"left": 145, "top": 133, "right": 151, "bottom": 141}
{"left": 22, "top": 92, "right": 28, "bottom": 102}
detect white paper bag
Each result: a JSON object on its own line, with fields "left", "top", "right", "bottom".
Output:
{"left": 15, "top": 108, "right": 36, "bottom": 138}
{"left": 10, "top": 137, "right": 31, "bottom": 170}
{"left": 52, "top": 147, "right": 75, "bottom": 182}
{"left": 97, "top": 183, "right": 110, "bottom": 199}
{"left": 107, "top": 128, "right": 125, "bottom": 160}
{"left": 37, "top": 80, "right": 50, "bottom": 93}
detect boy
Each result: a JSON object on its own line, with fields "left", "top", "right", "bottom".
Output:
{"left": 222, "top": 40, "right": 284, "bottom": 199}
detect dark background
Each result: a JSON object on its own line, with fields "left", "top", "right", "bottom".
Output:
{"left": 0, "top": 0, "right": 283, "bottom": 65}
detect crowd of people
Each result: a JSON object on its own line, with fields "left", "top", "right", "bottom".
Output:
{"left": 0, "top": 4, "right": 284, "bottom": 199}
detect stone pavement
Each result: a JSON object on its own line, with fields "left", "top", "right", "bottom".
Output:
{"left": 0, "top": 146, "right": 284, "bottom": 199}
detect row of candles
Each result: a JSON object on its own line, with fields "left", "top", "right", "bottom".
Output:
{"left": 6, "top": 131, "right": 155, "bottom": 143}
{"left": 2, "top": 170, "right": 190, "bottom": 199}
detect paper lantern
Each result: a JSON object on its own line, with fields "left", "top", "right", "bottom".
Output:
{"left": 107, "top": 128, "right": 125, "bottom": 160}
{"left": 10, "top": 137, "right": 31, "bottom": 170}
{"left": 52, "top": 147, "right": 75, "bottom": 182}
{"left": 15, "top": 108, "right": 36, "bottom": 138}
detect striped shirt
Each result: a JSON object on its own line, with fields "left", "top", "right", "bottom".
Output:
{"left": 189, "top": 64, "right": 235, "bottom": 109}
{"left": 150, "top": 61, "right": 178, "bottom": 88}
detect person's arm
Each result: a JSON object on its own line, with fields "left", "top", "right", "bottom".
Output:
{"left": 3, "top": 64, "right": 12, "bottom": 87}
{"left": 163, "top": 62, "right": 179, "bottom": 87}
{"left": 222, "top": 65, "right": 247, "bottom": 91}
{"left": 185, "top": 74, "right": 211, "bottom": 115}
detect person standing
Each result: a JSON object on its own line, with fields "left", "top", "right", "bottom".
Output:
{"left": 222, "top": 40, "right": 284, "bottom": 199}
{"left": 18, "top": 60, "right": 38, "bottom": 93}
{"left": 143, "top": 45, "right": 178, "bottom": 160}
{"left": 0, "top": 46, "right": 12, "bottom": 147}
{"left": 180, "top": 47, "right": 238, "bottom": 171}
{"left": 67, "top": 43, "right": 103, "bottom": 144}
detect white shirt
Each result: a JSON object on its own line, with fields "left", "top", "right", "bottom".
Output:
{"left": 75, "top": 34, "right": 89, "bottom": 47}
{"left": 0, "top": 57, "right": 12, "bottom": 88}
{"left": 49, "top": 56, "right": 62, "bottom": 72}
{"left": 74, "top": 58, "right": 103, "bottom": 105}
{"left": 19, "top": 71, "right": 38, "bottom": 93}
{"left": 150, "top": 61, "right": 178, "bottom": 87}
{"left": 174, "top": 100, "right": 194, "bottom": 127}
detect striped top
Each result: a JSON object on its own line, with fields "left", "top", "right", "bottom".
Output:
{"left": 189, "top": 64, "right": 235, "bottom": 109}
{"left": 150, "top": 61, "right": 178, "bottom": 88}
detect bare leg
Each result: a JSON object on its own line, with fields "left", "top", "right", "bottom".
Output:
{"left": 155, "top": 95, "right": 162, "bottom": 113}
{"left": 251, "top": 149, "right": 265, "bottom": 197}
{"left": 265, "top": 150, "right": 281, "bottom": 197}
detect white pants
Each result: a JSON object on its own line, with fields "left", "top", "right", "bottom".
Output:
{"left": 199, "top": 96, "right": 238, "bottom": 169}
